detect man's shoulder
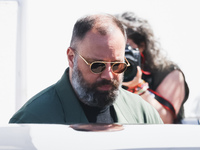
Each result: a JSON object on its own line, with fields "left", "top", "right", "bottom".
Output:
{"left": 9, "top": 84, "right": 64, "bottom": 123}
{"left": 29, "top": 84, "right": 56, "bottom": 101}
{"left": 116, "top": 88, "right": 163, "bottom": 124}
{"left": 23, "top": 84, "right": 59, "bottom": 108}
{"left": 118, "top": 88, "right": 144, "bottom": 103}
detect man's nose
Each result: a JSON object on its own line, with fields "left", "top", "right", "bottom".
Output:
{"left": 100, "top": 64, "right": 114, "bottom": 80}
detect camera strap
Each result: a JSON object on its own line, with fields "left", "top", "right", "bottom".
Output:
{"left": 142, "top": 70, "right": 151, "bottom": 75}
{"left": 148, "top": 88, "right": 176, "bottom": 119}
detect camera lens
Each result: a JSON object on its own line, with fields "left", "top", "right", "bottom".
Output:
{"left": 123, "top": 59, "right": 137, "bottom": 82}
{"left": 123, "top": 44, "right": 140, "bottom": 82}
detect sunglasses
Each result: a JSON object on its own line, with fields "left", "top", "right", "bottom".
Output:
{"left": 78, "top": 54, "right": 130, "bottom": 74}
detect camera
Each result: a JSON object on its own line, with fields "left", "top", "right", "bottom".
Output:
{"left": 123, "top": 44, "right": 141, "bottom": 82}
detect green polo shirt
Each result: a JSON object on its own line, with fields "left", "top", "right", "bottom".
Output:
{"left": 9, "top": 68, "right": 163, "bottom": 124}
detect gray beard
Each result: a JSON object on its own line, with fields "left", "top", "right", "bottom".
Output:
{"left": 71, "top": 58, "right": 122, "bottom": 108}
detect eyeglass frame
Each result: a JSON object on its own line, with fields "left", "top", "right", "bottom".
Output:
{"left": 77, "top": 53, "right": 130, "bottom": 74}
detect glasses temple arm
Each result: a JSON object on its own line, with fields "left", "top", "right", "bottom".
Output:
{"left": 79, "top": 54, "right": 91, "bottom": 65}
{"left": 124, "top": 57, "right": 130, "bottom": 67}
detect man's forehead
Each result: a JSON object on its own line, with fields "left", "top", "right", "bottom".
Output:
{"left": 81, "top": 29, "right": 125, "bottom": 46}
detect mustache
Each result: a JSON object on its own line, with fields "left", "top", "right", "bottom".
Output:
{"left": 94, "top": 79, "right": 118, "bottom": 88}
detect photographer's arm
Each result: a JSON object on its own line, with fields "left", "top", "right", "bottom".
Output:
{"left": 141, "top": 70, "right": 185, "bottom": 123}
{"left": 123, "top": 67, "right": 185, "bottom": 124}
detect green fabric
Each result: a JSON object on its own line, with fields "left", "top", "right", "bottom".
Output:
{"left": 9, "top": 68, "right": 163, "bottom": 124}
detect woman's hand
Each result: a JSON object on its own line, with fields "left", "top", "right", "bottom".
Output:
{"left": 122, "top": 66, "right": 143, "bottom": 88}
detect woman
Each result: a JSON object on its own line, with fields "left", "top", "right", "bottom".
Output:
{"left": 116, "top": 12, "right": 189, "bottom": 123}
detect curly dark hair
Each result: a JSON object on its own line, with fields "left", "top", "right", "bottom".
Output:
{"left": 116, "top": 11, "right": 175, "bottom": 71}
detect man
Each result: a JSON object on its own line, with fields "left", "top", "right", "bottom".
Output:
{"left": 9, "top": 14, "right": 163, "bottom": 124}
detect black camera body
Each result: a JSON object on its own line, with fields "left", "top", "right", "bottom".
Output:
{"left": 123, "top": 44, "right": 141, "bottom": 82}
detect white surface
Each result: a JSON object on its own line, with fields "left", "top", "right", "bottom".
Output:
{"left": 0, "top": 124, "right": 200, "bottom": 150}
{"left": 0, "top": 1, "right": 17, "bottom": 124}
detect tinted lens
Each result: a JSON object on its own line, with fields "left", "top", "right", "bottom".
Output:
{"left": 91, "top": 62, "right": 106, "bottom": 73}
{"left": 112, "top": 63, "right": 127, "bottom": 73}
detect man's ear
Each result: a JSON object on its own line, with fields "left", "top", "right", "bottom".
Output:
{"left": 67, "top": 47, "right": 75, "bottom": 68}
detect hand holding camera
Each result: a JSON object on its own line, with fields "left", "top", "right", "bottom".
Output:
{"left": 123, "top": 66, "right": 143, "bottom": 88}
{"left": 123, "top": 44, "right": 149, "bottom": 95}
